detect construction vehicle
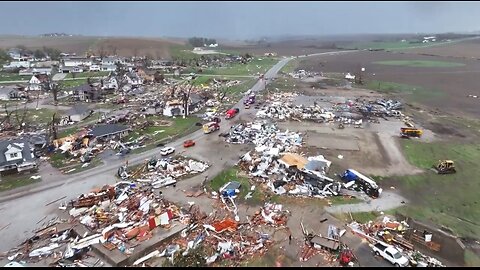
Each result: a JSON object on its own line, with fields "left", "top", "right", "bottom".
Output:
{"left": 433, "top": 160, "right": 456, "bottom": 174}
{"left": 203, "top": 122, "right": 220, "bottom": 134}
{"left": 400, "top": 127, "right": 423, "bottom": 138}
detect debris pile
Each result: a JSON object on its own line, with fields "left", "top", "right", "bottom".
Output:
{"left": 118, "top": 156, "right": 209, "bottom": 189}
{"left": 224, "top": 120, "right": 302, "bottom": 147}
{"left": 288, "top": 69, "right": 319, "bottom": 79}
{"left": 349, "top": 216, "right": 445, "bottom": 267}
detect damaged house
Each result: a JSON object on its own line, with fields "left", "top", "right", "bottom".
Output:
{"left": 72, "top": 83, "right": 103, "bottom": 102}
{"left": 0, "top": 139, "right": 37, "bottom": 174}
{"left": 101, "top": 76, "right": 118, "bottom": 91}
{"left": 88, "top": 124, "right": 131, "bottom": 142}
{"left": 27, "top": 74, "right": 51, "bottom": 91}
{"left": 123, "top": 72, "right": 143, "bottom": 87}
{"left": 63, "top": 104, "right": 93, "bottom": 123}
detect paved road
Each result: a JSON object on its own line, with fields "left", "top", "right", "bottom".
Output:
{"left": 0, "top": 50, "right": 359, "bottom": 254}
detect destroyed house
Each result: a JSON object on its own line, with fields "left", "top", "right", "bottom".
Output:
{"left": 88, "top": 124, "right": 130, "bottom": 142}
{"left": 0, "top": 139, "right": 36, "bottom": 173}
{"left": 72, "top": 83, "right": 102, "bottom": 101}
{"left": 278, "top": 153, "right": 307, "bottom": 171}
{"left": 64, "top": 104, "right": 93, "bottom": 123}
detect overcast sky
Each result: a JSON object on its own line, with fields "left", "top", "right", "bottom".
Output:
{"left": 0, "top": 1, "right": 479, "bottom": 39}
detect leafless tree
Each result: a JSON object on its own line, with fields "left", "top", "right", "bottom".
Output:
{"left": 98, "top": 45, "right": 107, "bottom": 58}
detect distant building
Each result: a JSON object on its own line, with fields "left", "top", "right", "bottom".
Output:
{"left": 101, "top": 65, "right": 117, "bottom": 72}
{"left": 3, "top": 57, "right": 31, "bottom": 69}
{"left": 18, "top": 67, "right": 52, "bottom": 76}
{"left": 89, "top": 65, "right": 101, "bottom": 72}
{"left": 101, "top": 56, "right": 126, "bottom": 66}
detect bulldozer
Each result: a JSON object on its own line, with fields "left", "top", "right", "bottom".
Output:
{"left": 433, "top": 160, "right": 456, "bottom": 174}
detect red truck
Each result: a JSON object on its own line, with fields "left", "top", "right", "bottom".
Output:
{"left": 225, "top": 108, "right": 240, "bottom": 119}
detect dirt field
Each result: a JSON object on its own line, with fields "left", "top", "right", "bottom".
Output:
{"left": 0, "top": 36, "right": 98, "bottom": 54}
{"left": 299, "top": 51, "right": 480, "bottom": 118}
{"left": 0, "top": 35, "right": 185, "bottom": 57}
{"left": 90, "top": 37, "right": 185, "bottom": 58}
{"left": 407, "top": 37, "right": 480, "bottom": 59}
{"left": 221, "top": 39, "right": 342, "bottom": 56}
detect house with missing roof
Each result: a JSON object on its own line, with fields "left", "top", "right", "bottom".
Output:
{"left": 0, "top": 139, "right": 37, "bottom": 174}
{"left": 27, "top": 74, "right": 51, "bottom": 91}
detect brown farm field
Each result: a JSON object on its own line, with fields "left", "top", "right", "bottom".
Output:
{"left": 0, "top": 36, "right": 98, "bottom": 54}
{"left": 90, "top": 37, "right": 185, "bottom": 58}
{"left": 221, "top": 39, "right": 343, "bottom": 56}
{"left": 407, "top": 37, "right": 480, "bottom": 59}
{"left": 0, "top": 35, "right": 186, "bottom": 57}
{"left": 299, "top": 51, "right": 480, "bottom": 118}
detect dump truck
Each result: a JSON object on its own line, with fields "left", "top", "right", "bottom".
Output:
{"left": 400, "top": 127, "right": 423, "bottom": 138}
{"left": 225, "top": 108, "right": 240, "bottom": 119}
{"left": 203, "top": 122, "right": 220, "bottom": 134}
{"left": 433, "top": 160, "right": 456, "bottom": 174}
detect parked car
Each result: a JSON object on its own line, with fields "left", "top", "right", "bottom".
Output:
{"left": 371, "top": 242, "right": 409, "bottom": 267}
{"left": 160, "top": 146, "right": 175, "bottom": 156}
{"left": 183, "top": 140, "right": 195, "bottom": 148}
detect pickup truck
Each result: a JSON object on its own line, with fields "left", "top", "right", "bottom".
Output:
{"left": 371, "top": 242, "right": 409, "bottom": 267}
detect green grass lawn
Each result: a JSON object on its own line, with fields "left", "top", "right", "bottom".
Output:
{"left": 0, "top": 73, "right": 30, "bottom": 82}
{"left": 192, "top": 76, "right": 212, "bottom": 86}
{"left": 202, "top": 57, "right": 278, "bottom": 76}
{"left": 328, "top": 196, "right": 363, "bottom": 205}
{"left": 59, "top": 78, "right": 88, "bottom": 90}
{"left": 8, "top": 108, "right": 57, "bottom": 126}
{"left": 280, "top": 58, "right": 299, "bottom": 74}
{"left": 170, "top": 45, "right": 202, "bottom": 60}
{"left": 225, "top": 79, "right": 256, "bottom": 95}
{"left": 363, "top": 80, "right": 445, "bottom": 102}
{"left": 392, "top": 140, "right": 480, "bottom": 238}
{"left": 373, "top": 60, "right": 465, "bottom": 68}
{"left": 65, "top": 71, "right": 109, "bottom": 79}
{"left": 339, "top": 40, "right": 454, "bottom": 51}
{"left": 0, "top": 173, "right": 41, "bottom": 192}
{"left": 209, "top": 167, "right": 263, "bottom": 205}
{"left": 333, "top": 211, "right": 382, "bottom": 223}
{"left": 127, "top": 116, "right": 201, "bottom": 143}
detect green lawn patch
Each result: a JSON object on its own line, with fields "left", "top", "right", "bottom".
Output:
{"left": 209, "top": 167, "right": 263, "bottom": 205}
{"left": 192, "top": 76, "right": 211, "bottom": 86}
{"left": 66, "top": 71, "right": 109, "bottom": 79}
{"left": 373, "top": 60, "right": 465, "bottom": 68}
{"left": 202, "top": 57, "right": 277, "bottom": 76}
{"left": 280, "top": 58, "right": 299, "bottom": 74}
{"left": 395, "top": 140, "right": 480, "bottom": 238}
{"left": 333, "top": 211, "right": 382, "bottom": 223}
{"left": 328, "top": 196, "right": 363, "bottom": 205}
{"left": 363, "top": 80, "right": 445, "bottom": 101}
{"left": 0, "top": 173, "right": 41, "bottom": 192}
{"left": 339, "top": 40, "right": 455, "bottom": 51}
{"left": 465, "top": 249, "right": 480, "bottom": 267}
{"left": 225, "top": 79, "right": 256, "bottom": 95}
{"left": 59, "top": 78, "right": 88, "bottom": 90}
{"left": 0, "top": 73, "right": 30, "bottom": 82}
{"left": 126, "top": 116, "right": 200, "bottom": 142}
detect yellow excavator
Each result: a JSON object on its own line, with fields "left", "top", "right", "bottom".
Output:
{"left": 433, "top": 160, "right": 456, "bottom": 174}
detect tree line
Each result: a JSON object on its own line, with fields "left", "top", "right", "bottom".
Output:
{"left": 188, "top": 37, "right": 217, "bottom": 47}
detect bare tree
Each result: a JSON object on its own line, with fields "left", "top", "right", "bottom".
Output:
{"left": 132, "top": 48, "right": 139, "bottom": 59}
{"left": 98, "top": 45, "right": 107, "bottom": 58}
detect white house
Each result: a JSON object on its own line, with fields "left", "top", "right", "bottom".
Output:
{"left": 63, "top": 57, "right": 93, "bottom": 67}
{"left": 102, "top": 56, "right": 126, "bottom": 66}
{"left": 101, "top": 65, "right": 117, "bottom": 72}
{"left": 89, "top": 65, "right": 101, "bottom": 72}
{"left": 163, "top": 100, "right": 185, "bottom": 117}
{"left": 0, "top": 139, "right": 37, "bottom": 173}
{"left": 102, "top": 77, "right": 118, "bottom": 90}
{"left": 123, "top": 73, "right": 143, "bottom": 86}
{"left": 27, "top": 74, "right": 50, "bottom": 91}
{"left": 19, "top": 67, "right": 52, "bottom": 76}
{"left": 4, "top": 57, "right": 31, "bottom": 68}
